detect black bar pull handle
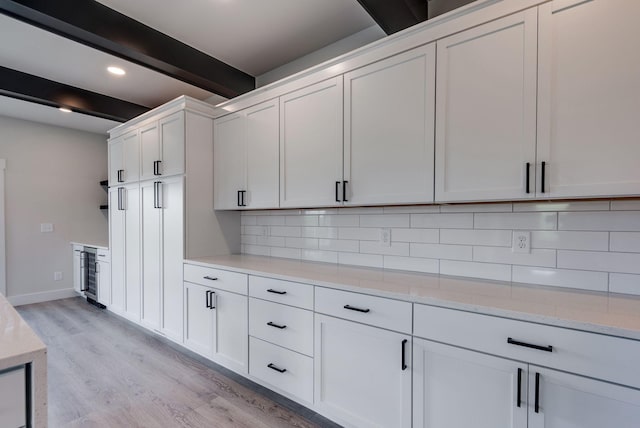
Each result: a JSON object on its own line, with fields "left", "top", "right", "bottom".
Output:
{"left": 401, "top": 339, "right": 408, "bottom": 371}
{"left": 205, "top": 290, "right": 211, "bottom": 309}
{"left": 507, "top": 337, "right": 553, "bottom": 353}
{"left": 517, "top": 368, "right": 522, "bottom": 408}
{"left": 535, "top": 372, "right": 540, "bottom": 413}
{"left": 541, "top": 161, "right": 546, "bottom": 193}
{"left": 155, "top": 182, "right": 162, "bottom": 209}
{"left": 525, "top": 162, "right": 531, "bottom": 194}
{"left": 343, "top": 181, "right": 348, "bottom": 202}
{"left": 267, "top": 289, "right": 286, "bottom": 295}
{"left": 154, "top": 160, "right": 162, "bottom": 176}
{"left": 267, "top": 321, "right": 287, "bottom": 330}
{"left": 117, "top": 169, "right": 124, "bottom": 183}
{"left": 267, "top": 363, "right": 286, "bottom": 373}
{"left": 335, "top": 181, "right": 340, "bottom": 202}
{"left": 203, "top": 276, "right": 218, "bottom": 281}
{"left": 210, "top": 291, "right": 216, "bottom": 309}
{"left": 344, "top": 304, "right": 370, "bottom": 313}
{"left": 153, "top": 182, "right": 158, "bottom": 209}
{"left": 237, "top": 190, "right": 242, "bottom": 207}
{"left": 241, "top": 190, "right": 247, "bottom": 207}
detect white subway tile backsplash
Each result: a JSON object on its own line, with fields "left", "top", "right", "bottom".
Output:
{"left": 610, "top": 232, "right": 640, "bottom": 253}
{"left": 440, "top": 260, "right": 511, "bottom": 282}
{"left": 302, "top": 249, "right": 338, "bottom": 264}
{"left": 256, "top": 236, "right": 285, "bottom": 247}
{"left": 558, "top": 250, "right": 640, "bottom": 274}
{"left": 244, "top": 245, "right": 270, "bottom": 256}
{"left": 611, "top": 200, "right": 640, "bottom": 211}
{"left": 270, "top": 247, "right": 301, "bottom": 260}
{"left": 559, "top": 211, "right": 640, "bottom": 231}
{"left": 270, "top": 226, "right": 302, "bottom": 237}
{"left": 392, "top": 228, "right": 439, "bottom": 243}
{"left": 440, "top": 229, "right": 511, "bottom": 247}
{"left": 304, "top": 208, "right": 338, "bottom": 215}
{"left": 531, "top": 231, "right": 609, "bottom": 251}
{"left": 513, "top": 201, "right": 610, "bottom": 212}
{"left": 473, "top": 247, "right": 556, "bottom": 268}
{"left": 241, "top": 235, "right": 257, "bottom": 245}
{"left": 512, "top": 267, "right": 608, "bottom": 292}
{"left": 475, "top": 212, "right": 557, "bottom": 230}
{"left": 318, "top": 239, "right": 359, "bottom": 252}
{"left": 286, "top": 215, "right": 319, "bottom": 226}
{"left": 609, "top": 273, "right": 640, "bottom": 295}
{"left": 244, "top": 225, "right": 268, "bottom": 236}
{"left": 411, "top": 213, "right": 473, "bottom": 229}
{"left": 440, "top": 203, "right": 512, "bottom": 213}
{"left": 302, "top": 227, "right": 339, "bottom": 239}
{"left": 383, "top": 205, "right": 440, "bottom": 214}
{"left": 318, "top": 215, "right": 359, "bottom": 227}
{"left": 338, "top": 252, "right": 383, "bottom": 269}
{"left": 241, "top": 215, "right": 257, "bottom": 225}
{"left": 411, "top": 243, "right": 472, "bottom": 261}
{"left": 360, "top": 214, "right": 410, "bottom": 228}
{"left": 360, "top": 241, "right": 410, "bottom": 257}
{"left": 339, "top": 207, "right": 384, "bottom": 215}
{"left": 384, "top": 256, "right": 439, "bottom": 274}
{"left": 338, "top": 227, "right": 379, "bottom": 241}
{"left": 285, "top": 237, "right": 319, "bottom": 249}
{"left": 256, "top": 215, "right": 286, "bottom": 226}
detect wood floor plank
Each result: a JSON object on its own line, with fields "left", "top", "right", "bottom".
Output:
{"left": 17, "top": 297, "right": 341, "bottom": 428}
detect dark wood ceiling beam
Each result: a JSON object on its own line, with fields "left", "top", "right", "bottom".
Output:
{"left": 0, "top": 66, "right": 149, "bottom": 122}
{"left": 0, "top": 0, "right": 255, "bottom": 99}
{"left": 356, "top": 0, "right": 427, "bottom": 35}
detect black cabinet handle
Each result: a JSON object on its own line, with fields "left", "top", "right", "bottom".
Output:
{"left": 117, "top": 169, "right": 124, "bottom": 183}
{"left": 267, "top": 363, "right": 286, "bottom": 373}
{"left": 401, "top": 339, "right": 408, "bottom": 371}
{"left": 507, "top": 337, "right": 552, "bottom": 353}
{"left": 541, "top": 161, "right": 546, "bottom": 193}
{"left": 203, "top": 276, "right": 218, "bottom": 281}
{"left": 205, "top": 290, "right": 211, "bottom": 309}
{"left": 517, "top": 368, "right": 522, "bottom": 408}
{"left": 344, "top": 304, "right": 370, "bottom": 313}
{"left": 153, "top": 160, "right": 162, "bottom": 176}
{"left": 335, "top": 181, "right": 340, "bottom": 202}
{"left": 267, "top": 289, "right": 286, "bottom": 295}
{"left": 210, "top": 291, "right": 216, "bottom": 309}
{"left": 237, "top": 190, "right": 242, "bottom": 207}
{"left": 267, "top": 321, "right": 287, "bottom": 330}
{"left": 535, "top": 372, "right": 540, "bottom": 413}
{"left": 525, "top": 162, "right": 530, "bottom": 194}
{"left": 343, "top": 181, "right": 348, "bottom": 202}
{"left": 240, "top": 190, "right": 247, "bottom": 207}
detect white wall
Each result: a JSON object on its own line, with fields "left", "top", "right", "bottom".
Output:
{"left": 0, "top": 116, "right": 108, "bottom": 301}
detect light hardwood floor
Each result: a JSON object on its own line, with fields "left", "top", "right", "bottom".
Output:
{"left": 17, "top": 298, "right": 340, "bottom": 428}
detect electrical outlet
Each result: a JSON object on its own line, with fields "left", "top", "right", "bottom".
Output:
{"left": 379, "top": 228, "right": 391, "bottom": 247}
{"left": 54, "top": 272, "right": 63, "bottom": 281}
{"left": 512, "top": 231, "right": 531, "bottom": 253}
{"left": 40, "top": 223, "right": 54, "bottom": 233}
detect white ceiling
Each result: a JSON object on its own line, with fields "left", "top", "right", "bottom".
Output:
{"left": 0, "top": 1, "right": 379, "bottom": 134}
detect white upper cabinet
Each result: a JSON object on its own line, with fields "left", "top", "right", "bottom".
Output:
{"left": 280, "top": 77, "right": 343, "bottom": 208}
{"left": 435, "top": 10, "right": 538, "bottom": 202}
{"left": 109, "top": 130, "right": 139, "bottom": 185}
{"left": 214, "top": 113, "right": 246, "bottom": 210}
{"left": 344, "top": 44, "right": 436, "bottom": 206}
{"left": 536, "top": 0, "right": 640, "bottom": 198}
{"left": 140, "top": 112, "right": 185, "bottom": 181}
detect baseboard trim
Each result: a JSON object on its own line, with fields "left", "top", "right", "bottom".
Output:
{"left": 8, "top": 288, "right": 80, "bottom": 306}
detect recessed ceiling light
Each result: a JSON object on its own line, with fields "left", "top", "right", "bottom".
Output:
{"left": 107, "top": 66, "right": 126, "bottom": 76}
{"left": 59, "top": 107, "right": 72, "bottom": 113}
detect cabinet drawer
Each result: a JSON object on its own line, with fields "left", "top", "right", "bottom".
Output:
{"left": 249, "top": 298, "right": 313, "bottom": 356}
{"left": 249, "top": 337, "right": 313, "bottom": 403}
{"left": 97, "top": 248, "right": 110, "bottom": 262}
{"left": 315, "top": 287, "right": 412, "bottom": 334}
{"left": 414, "top": 304, "right": 640, "bottom": 389}
{"left": 249, "top": 276, "right": 314, "bottom": 310}
{"left": 184, "top": 264, "right": 247, "bottom": 295}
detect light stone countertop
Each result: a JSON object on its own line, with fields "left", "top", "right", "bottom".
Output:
{"left": 70, "top": 241, "right": 108, "bottom": 250}
{"left": 187, "top": 254, "right": 640, "bottom": 342}
{"left": 0, "top": 293, "right": 47, "bottom": 427}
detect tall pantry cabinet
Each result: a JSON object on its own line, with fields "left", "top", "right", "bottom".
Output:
{"left": 108, "top": 96, "right": 239, "bottom": 343}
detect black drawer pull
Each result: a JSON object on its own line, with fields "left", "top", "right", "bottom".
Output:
{"left": 343, "top": 180, "right": 348, "bottom": 202}
{"left": 401, "top": 339, "right": 408, "bottom": 371}
{"left": 507, "top": 337, "right": 553, "bottom": 353}
{"left": 267, "top": 363, "right": 286, "bottom": 373}
{"left": 525, "top": 162, "right": 531, "bottom": 194}
{"left": 267, "top": 321, "right": 287, "bottom": 330}
{"left": 517, "top": 368, "right": 522, "bottom": 407}
{"left": 203, "top": 276, "right": 218, "bottom": 281}
{"left": 541, "top": 161, "right": 546, "bottom": 193}
{"left": 344, "top": 304, "right": 370, "bottom": 313}
{"left": 267, "top": 289, "right": 286, "bottom": 295}
{"left": 535, "top": 372, "right": 541, "bottom": 413}
{"left": 335, "top": 181, "right": 340, "bottom": 202}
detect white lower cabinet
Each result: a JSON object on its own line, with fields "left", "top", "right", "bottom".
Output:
{"left": 413, "top": 338, "right": 527, "bottom": 428}
{"left": 0, "top": 366, "right": 27, "bottom": 428}
{"left": 96, "top": 258, "right": 111, "bottom": 306}
{"left": 314, "top": 314, "right": 411, "bottom": 428}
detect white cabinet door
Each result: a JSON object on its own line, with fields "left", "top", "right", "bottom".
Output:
{"left": 529, "top": 366, "right": 640, "bottom": 428}
{"left": 245, "top": 100, "right": 279, "bottom": 209}
{"left": 0, "top": 366, "right": 26, "bottom": 428}
{"left": 124, "top": 183, "right": 141, "bottom": 322}
{"left": 344, "top": 44, "right": 436, "bottom": 206}
{"left": 108, "top": 136, "right": 124, "bottom": 186}
{"left": 160, "top": 176, "right": 184, "bottom": 342}
{"left": 158, "top": 112, "right": 185, "bottom": 178}
{"left": 536, "top": 0, "right": 640, "bottom": 198}
{"left": 109, "top": 188, "right": 125, "bottom": 315}
{"left": 314, "top": 314, "right": 411, "bottom": 428}
{"left": 413, "top": 338, "right": 527, "bottom": 428}
{"left": 72, "top": 244, "right": 83, "bottom": 294}
{"left": 280, "top": 77, "right": 343, "bottom": 208}
{"left": 96, "top": 260, "right": 111, "bottom": 306}
{"left": 435, "top": 10, "right": 538, "bottom": 202}
{"left": 123, "top": 131, "right": 140, "bottom": 184}
{"left": 212, "top": 289, "right": 248, "bottom": 374}
{"left": 141, "top": 180, "right": 161, "bottom": 331}
{"left": 139, "top": 122, "right": 159, "bottom": 182}
{"left": 184, "top": 281, "right": 214, "bottom": 358}
{"left": 214, "top": 113, "right": 246, "bottom": 210}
